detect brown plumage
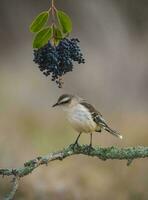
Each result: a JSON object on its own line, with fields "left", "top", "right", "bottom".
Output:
{"left": 80, "top": 101, "right": 122, "bottom": 139}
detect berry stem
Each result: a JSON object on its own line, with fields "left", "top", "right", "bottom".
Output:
{"left": 51, "top": 0, "right": 55, "bottom": 8}
{"left": 51, "top": 0, "right": 57, "bottom": 46}
{"left": 51, "top": 0, "right": 56, "bottom": 25}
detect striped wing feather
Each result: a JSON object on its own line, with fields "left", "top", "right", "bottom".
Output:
{"left": 80, "top": 101, "right": 122, "bottom": 139}
{"left": 80, "top": 101, "right": 103, "bottom": 124}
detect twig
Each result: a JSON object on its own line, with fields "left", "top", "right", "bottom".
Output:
{"left": 4, "top": 177, "right": 19, "bottom": 200}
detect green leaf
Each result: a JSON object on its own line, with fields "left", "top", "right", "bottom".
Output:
{"left": 33, "top": 27, "right": 52, "bottom": 48}
{"left": 57, "top": 10, "right": 72, "bottom": 34}
{"left": 30, "top": 11, "right": 49, "bottom": 33}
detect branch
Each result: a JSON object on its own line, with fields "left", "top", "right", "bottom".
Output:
{"left": 1, "top": 144, "right": 148, "bottom": 199}
{"left": 1, "top": 145, "right": 148, "bottom": 179}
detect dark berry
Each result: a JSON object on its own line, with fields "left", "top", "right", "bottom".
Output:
{"left": 33, "top": 38, "right": 85, "bottom": 87}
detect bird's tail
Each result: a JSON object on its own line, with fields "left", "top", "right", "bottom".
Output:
{"left": 103, "top": 125, "right": 123, "bottom": 139}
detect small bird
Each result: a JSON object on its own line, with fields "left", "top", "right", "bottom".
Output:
{"left": 52, "top": 94, "right": 122, "bottom": 147}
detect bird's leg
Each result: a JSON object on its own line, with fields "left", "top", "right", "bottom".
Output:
{"left": 86, "top": 133, "right": 94, "bottom": 152}
{"left": 71, "top": 133, "right": 82, "bottom": 150}
{"left": 74, "top": 132, "right": 82, "bottom": 145}
{"left": 89, "top": 133, "right": 93, "bottom": 147}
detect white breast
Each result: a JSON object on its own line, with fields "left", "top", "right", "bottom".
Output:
{"left": 66, "top": 104, "right": 97, "bottom": 133}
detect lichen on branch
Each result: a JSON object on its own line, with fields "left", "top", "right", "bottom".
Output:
{"left": 1, "top": 145, "right": 148, "bottom": 179}
{"left": 1, "top": 144, "right": 148, "bottom": 199}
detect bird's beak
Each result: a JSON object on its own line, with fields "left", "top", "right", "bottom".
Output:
{"left": 52, "top": 102, "right": 59, "bottom": 107}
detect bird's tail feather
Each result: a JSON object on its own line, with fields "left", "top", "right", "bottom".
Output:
{"left": 104, "top": 126, "right": 123, "bottom": 139}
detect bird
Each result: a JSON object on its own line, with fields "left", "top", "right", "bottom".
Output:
{"left": 52, "top": 94, "right": 123, "bottom": 147}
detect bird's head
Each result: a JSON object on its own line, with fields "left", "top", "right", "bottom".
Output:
{"left": 52, "top": 94, "right": 82, "bottom": 109}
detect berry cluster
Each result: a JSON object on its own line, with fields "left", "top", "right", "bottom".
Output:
{"left": 33, "top": 38, "right": 85, "bottom": 87}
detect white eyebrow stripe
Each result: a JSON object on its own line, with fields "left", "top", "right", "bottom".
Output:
{"left": 60, "top": 97, "right": 70, "bottom": 103}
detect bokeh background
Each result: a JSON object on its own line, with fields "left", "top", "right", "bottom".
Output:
{"left": 0, "top": 0, "right": 148, "bottom": 199}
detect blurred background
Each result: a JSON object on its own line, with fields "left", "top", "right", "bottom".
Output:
{"left": 0, "top": 0, "right": 148, "bottom": 199}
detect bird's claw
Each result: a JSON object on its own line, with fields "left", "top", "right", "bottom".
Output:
{"left": 70, "top": 142, "right": 79, "bottom": 151}
{"left": 85, "top": 144, "right": 94, "bottom": 153}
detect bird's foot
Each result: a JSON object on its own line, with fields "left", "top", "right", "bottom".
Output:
{"left": 70, "top": 142, "right": 80, "bottom": 151}
{"left": 85, "top": 144, "right": 94, "bottom": 153}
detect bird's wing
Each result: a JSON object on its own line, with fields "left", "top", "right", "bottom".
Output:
{"left": 80, "top": 101, "right": 122, "bottom": 139}
{"left": 80, "top": 101, "right": 111, "bottom": 128}
{"left": 91, "top": 107, "right": 123, "bottom": 139}
{"left": 80, "top": 101, "right": 103, "bottom": 122}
